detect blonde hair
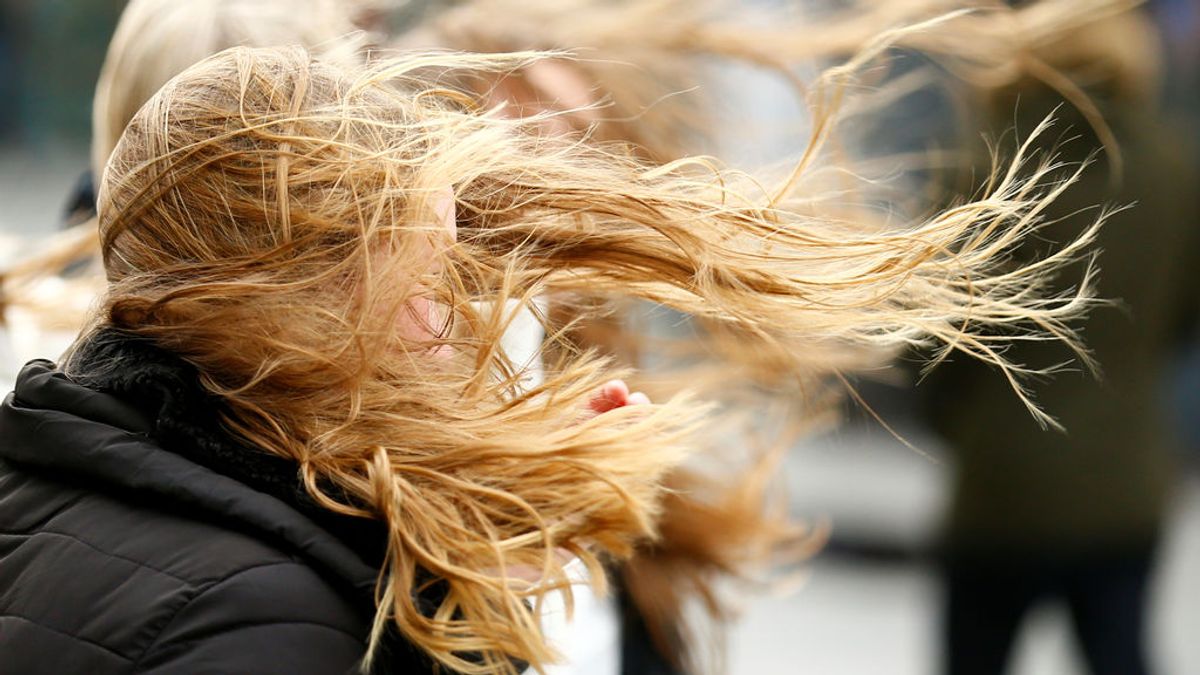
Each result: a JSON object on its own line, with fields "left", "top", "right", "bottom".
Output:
{"left": 85, "top": 33, "right": 1099, "bottom": 673}
{"left": 404, "top": 0, "right": 1144, "bottom": 157}
{"left": 90, "top": 0, "right": 383, "bottom": 178}
{"left": 2, "top": 0, "right": 1131, "bottom": 335}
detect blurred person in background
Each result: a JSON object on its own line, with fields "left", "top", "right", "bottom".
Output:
{"left": 921, "top": 8, "right": 1200, "bottom": 675}
{"left": 1151, "top": 0, "right": 1200, "bottom": 463}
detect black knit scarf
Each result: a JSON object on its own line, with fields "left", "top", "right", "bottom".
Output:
{"left": 69, "top": 328, "right": 390, "bottom": 568}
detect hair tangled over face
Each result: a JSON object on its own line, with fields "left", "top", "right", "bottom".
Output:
{"left": 96, "top": 46, "right": 706, "bottom": 673}
{"left": 86, "top": 41, "right": 1101, "bottom": 673}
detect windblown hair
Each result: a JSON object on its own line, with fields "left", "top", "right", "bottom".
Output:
{"left": 404, "top": 0, "right": 1145, "bottom": 160}
{"left": 0, "top": 1, "right": 1140, "bottom": 673}
{"left": 2, "top": 0, "right": 1134, "bottom": 336}
{"left": 81, "top": 36, "right": 1099, "bottom": 674}
{"left": 90, "top": 0, "right": 380, "bottom": 177}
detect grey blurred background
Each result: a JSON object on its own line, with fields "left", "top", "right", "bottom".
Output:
{"left": 1, "top": 1, "right": 1198, "bottom": 674}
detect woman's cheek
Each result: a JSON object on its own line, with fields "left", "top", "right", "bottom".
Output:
{"left": 398, "top": 296, "right": 454, "bottom": 359}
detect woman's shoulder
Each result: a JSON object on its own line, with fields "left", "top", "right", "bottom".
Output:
{"left": 0, "top": 457, "right": 372, "bottom": 673}
{"left": 0, "top": 355, "right": 381, "bottom": 673}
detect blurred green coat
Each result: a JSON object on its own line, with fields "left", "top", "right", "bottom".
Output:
{"left": 923, "top": 83, "right": 1200, "bottom": 557}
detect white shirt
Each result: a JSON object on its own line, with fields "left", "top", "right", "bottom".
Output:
{"left": 499, "top": 301, "right": 621, "bottom": 675}
{"left": 534, "top": 558, "right": 621, "bottom": 675}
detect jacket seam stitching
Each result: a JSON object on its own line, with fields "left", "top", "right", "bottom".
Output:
{"left": 0, "top": 529, "right": 194, "bottom": 583}
{"left": 0, "top": 484, "right": 88, "bottom": 532}
{"left": 129, "top": 560, "right": 309, "bottom": 669}
{"left": 134, "top": 619, "right": 365, "bottom": 652}
{"left": 0, "top": 613, "right": 134, "bottom": 661}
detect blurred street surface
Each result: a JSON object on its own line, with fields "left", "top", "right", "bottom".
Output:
{"left": 725, "top": 427, "right": 1200, "bottom": 674}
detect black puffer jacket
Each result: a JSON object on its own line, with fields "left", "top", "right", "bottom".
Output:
{"left": 0, "top": 334, "right": 427, "bottom": 674}
{"left": 0, "top": 333, "right": 681, "bottom": 675}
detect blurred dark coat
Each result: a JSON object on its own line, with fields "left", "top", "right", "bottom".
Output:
{"left": 923, "top": 87, "right": 1200, "bottom": 557}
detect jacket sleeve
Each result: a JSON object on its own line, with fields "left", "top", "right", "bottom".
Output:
{"left": 133, "top": 561, "right": 370, "bottom": 675}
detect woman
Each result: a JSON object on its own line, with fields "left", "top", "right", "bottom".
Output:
{"left": 0, "top": 17, "right": 1106, "bottom": 675}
